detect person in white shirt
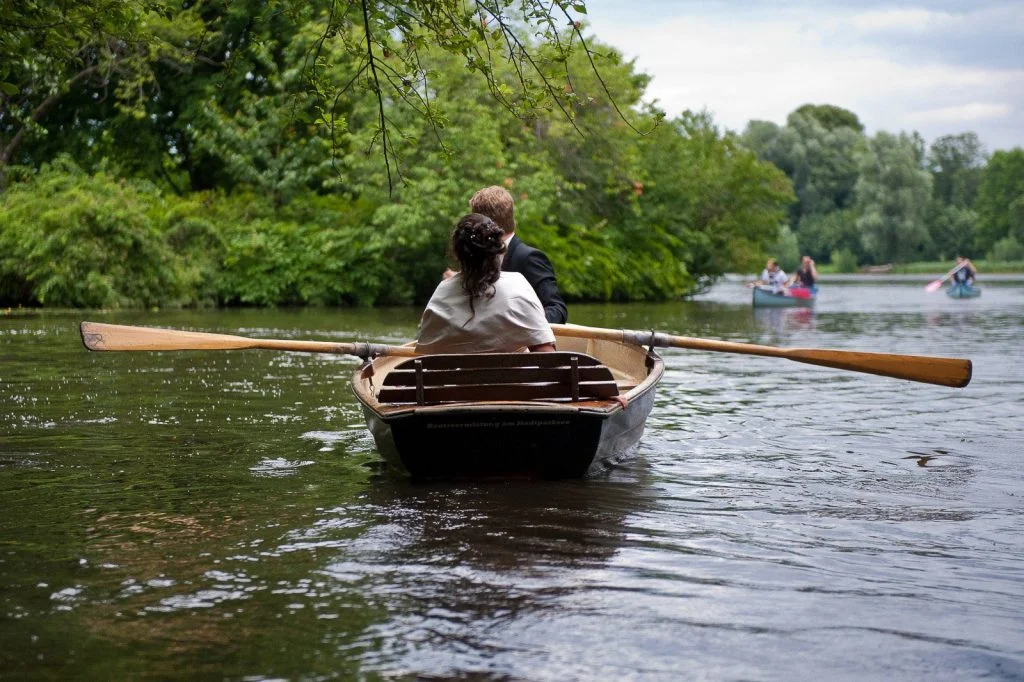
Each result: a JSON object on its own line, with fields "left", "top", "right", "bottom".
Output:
{"left": 751, "top": 258, "right": 788, "bottom": 292}
{"left": 417, "top": 214, "right": 556, "bottom": 354}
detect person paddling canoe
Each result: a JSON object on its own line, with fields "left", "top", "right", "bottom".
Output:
{"left": 787, "top": 255, "right": 819, "bottom": 293}
{"left": 749, "top": 258, "right": 788, "bottom": 293}
{"left": 951, "top": 256, "right": 977, "bottom": 287}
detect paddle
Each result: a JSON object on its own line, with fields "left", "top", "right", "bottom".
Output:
{"left": 551, "top": 323, "right": 972, "bottom": 388}
{"left": 80, "top": 321, "right": 418, "bottom": 358}
{"left": 925, "top": 263, "right": 966, "bottom": 292}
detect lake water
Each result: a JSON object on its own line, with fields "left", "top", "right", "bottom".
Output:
{"left": 2, "top": 277, "right": 1023, "bottom": 680}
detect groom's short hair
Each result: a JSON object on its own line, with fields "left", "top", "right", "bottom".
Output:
{"left": 469, "top": 186, "right": 516, "bottom": 234}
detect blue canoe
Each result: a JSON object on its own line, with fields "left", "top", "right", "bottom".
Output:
{"left": 752, "top": 286, "right": 816, "bottom": 308}
{"left": 947, "top": 283, "right": 982, "bottom": 299}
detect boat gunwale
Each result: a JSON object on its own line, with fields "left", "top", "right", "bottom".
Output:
{"left": 351, "top": 341, "right": 663, "bottom": 420}
{"left": 752, "top": 285, "right": 816, "bottom": 307}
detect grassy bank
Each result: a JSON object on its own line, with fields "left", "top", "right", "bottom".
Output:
{"left": 817, "top": 260, "right": 1024, "bottom": 275}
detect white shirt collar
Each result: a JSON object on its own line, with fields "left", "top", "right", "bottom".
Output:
{"left": 499, "top": 232, "right": 514, "bottom": 265}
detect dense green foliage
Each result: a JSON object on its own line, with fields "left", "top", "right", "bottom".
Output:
{"left": 1, "top": 2, "right": 1020, "bottom": 309}
{"left": 0, "top": 0, "right": 795, "bottom": 308}
{"left": 743, "top": 110, "right": 1022, "bottom": 268}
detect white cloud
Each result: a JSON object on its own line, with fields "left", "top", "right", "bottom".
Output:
{"left": 907, "top": 102, "right": 1013, "bottom": 124}
{"left": 582, "top": 2, "right": 1024, "bottom": 149}
{"left": 851, "top": 8, "right": 958, "bottom": 33}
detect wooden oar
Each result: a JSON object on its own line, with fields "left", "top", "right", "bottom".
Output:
{"left": 83, "top": 321, "right": 972, "bottom": 388}
{"left": 80, "top": 321, "right": 418, "bottom": 358}
{"left": 925, "top": 263, "right": 966, "bottom": 292}
{"left": 551, "top": 323, "right": 972, "bottom": 388}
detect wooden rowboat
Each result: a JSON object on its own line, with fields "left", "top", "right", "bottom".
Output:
{"left": 946, "top": 283, "right": 981, "bottom": 299}
{"left": 351, "top": 329, "right": 665, "bottom": 480}
{"left": 78, "top": 322, "right": 974, "bottom": 481}
{"left": 752, "top": 286, "right": 816, "bottom": 308}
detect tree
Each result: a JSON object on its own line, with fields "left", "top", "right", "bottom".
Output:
{"left": 926, "top": 204, "right": 977, "bottom": 260}
{"left": 0, "top": 1, "right": 796, "bottom": 308}
{"left": 922, "top": 133, "right": 986, "bottom": 259}
{"left": 975, "top": 148, "right": 1024, "bottom": 252}
{"left": 3, "top": 1, "right": 649, "bottom": 194}
{"left": 0, "top": 156, "right": 191, "bottom": 307}
{"left": 854, "top": 131, "right": 933, "bottom": 263}
{"left": 742, "top": 108, "right": 862, "bottom": 223}
{"left": 299, "top": 0, "right": 654, "bottom": 191}
{"left": 637, "top": 112, "right": 795, "bottom": 292}
{"left": 793, "top": 103, "right": 864, "bottom": 133}
{"left": 796, "top": 209, "right": 862, "bottom": 264}
{"left": 928, "top": 132, "right": 986, "bottom": 208}
{"left": 0, "top": 0, "right": 209, "bottom": 182}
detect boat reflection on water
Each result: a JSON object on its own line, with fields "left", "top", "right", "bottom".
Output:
{"left": 357, "top": 471, "right": 656, "bottom": 571}
{"left": 320, "top": 468, "right": 658, "bottom": 669}
{"left": 753, "top": 307, "right": 816, "bottom": 335}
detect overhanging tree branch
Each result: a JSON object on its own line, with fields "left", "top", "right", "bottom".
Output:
{"left": 360, "top": 0, "right": 393, "bottom": 192}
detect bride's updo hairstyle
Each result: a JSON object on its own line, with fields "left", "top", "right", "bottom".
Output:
{"left": 450, "top": 213, "right": 506, "bottom": 306}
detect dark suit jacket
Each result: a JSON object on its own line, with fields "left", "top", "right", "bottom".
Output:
{"left": 502, "top": 234, "right": 568, "bottom": 324}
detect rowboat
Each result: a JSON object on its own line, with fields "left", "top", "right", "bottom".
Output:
{"left": 752, "top": 286, "right": 816, "bottom": 308}
{"left": 351, "top": 328, "right": 665, "bottom": 479}
{"left": 78, "top": 322, "right": 975, "bottom": 481}
{"left": 947, "top": 283, "right": 981, "bottom": 299}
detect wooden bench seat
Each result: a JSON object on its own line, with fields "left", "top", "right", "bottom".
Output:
{"left": 376, "top": 352, "right": 619, "bottom": 405}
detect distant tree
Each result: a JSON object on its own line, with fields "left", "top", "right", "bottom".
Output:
{"left": 796, "top": 209, "right": 862, "bottom": 264}
{"left": 793, "top": 104, "right": 864, "bottom": 133}
{"left": 928, "top": 132, "right": 986, "bottom": 208}
{"left": 769, "top": 224, "right": 801, "bottom": 272}
{"left": 639, "top": 112, "right": 795, "bottom": 291}
{"left": 923, "top": 132, "right": 986, "bottom": 259}
{"left": 742, "top": 110, "right": 862, "bottom": 224}
{"left": 988, "top": 235, "right": 1024, "bottom": 262}
{"left": 926, "top": 204, "right": 977, "bottom": 260}
{"left": 974, "top": 148, "right": 1024, "bottom": 253}
{"left": 855, "top": 131, "right": 933, "bottom": 263}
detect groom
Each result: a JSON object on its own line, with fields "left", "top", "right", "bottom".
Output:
{"left": 460, "top": 185, "right": 568, "bottom": 324}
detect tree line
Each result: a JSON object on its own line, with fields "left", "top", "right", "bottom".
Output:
{"left": 742, "top": 104, "right": 1024, "bottom": 272}
{"left": 0, "top": 2, "right": 1020, "bottom": 309}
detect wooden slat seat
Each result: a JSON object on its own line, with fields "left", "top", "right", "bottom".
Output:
{"left": 376, "top": 352, "right": 619, "bottom": 405}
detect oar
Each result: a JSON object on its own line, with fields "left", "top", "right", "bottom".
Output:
{"left": 925, "top": 263, "right": 966, "bottom": 292}
{"left": 80, "top": 321, "right": 418, "bottom": 358}
{"left": 83, "top": 321, "right": 973, "bottom": 388}
{"left": 551, "top": 323, "right": 972, "bottom": 388}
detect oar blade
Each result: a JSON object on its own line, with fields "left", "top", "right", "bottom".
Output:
{"left": 80, "top": 321, "right": 257, "bottom": 352}
{"left": 924, "top": 279, "right": 943, "bottom": 293}
{"left": 788, "top": 348, "right": 972, "bottom": 388}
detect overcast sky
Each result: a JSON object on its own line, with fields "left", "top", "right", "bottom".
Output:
{"left": 580, "top": 0, "right": 1024, "bottom": 152}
